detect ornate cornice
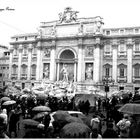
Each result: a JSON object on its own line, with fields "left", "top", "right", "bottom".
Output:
{"left": 28, "top": 44, "right": 33, "bottom": 51}
{"left": 126, "top": 39, "right": 134, "bottom": 48}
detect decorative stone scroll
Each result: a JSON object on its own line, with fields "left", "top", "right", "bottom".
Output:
{"left": 58, "top": 7, "right": 79, "bottom": 23}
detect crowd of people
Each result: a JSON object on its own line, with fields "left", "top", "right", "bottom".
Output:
{"left": 0, "top": 83, "right": 140, "bottom": 138}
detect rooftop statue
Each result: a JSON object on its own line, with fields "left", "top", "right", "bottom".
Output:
{"left": 59, "top": 7, "right": 79, "bottom": 23}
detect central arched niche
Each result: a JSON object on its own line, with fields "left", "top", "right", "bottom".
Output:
{"left": 59, "top": 49, "right": 75, "bottom": 81}
{"left": 59, "top": 49, "right": 75, "bottom": 59}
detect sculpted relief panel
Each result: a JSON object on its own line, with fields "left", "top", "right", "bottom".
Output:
{"left": 85, "top": 46, "right": 94, "bottom": 57}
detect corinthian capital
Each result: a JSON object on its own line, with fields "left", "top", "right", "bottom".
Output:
{"left": 126, "top": 38, "right": 133, "bottom": 48}
{"left": 28, "top": 44, "right": 33, "bottom": 51}
{"left": 9, "top": 47, "right": 14, "bottom": 53}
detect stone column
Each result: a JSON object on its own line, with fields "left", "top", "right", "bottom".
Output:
{"left": 18, "top": 45, "right": 23, "bottom": 80}
{"left": 77, "top": 38, "right": 83, "bottom": 82}
{"left": 50, "top": 41, "right": 56, "bottom": 81}
{"left": 74, "top": 63, "right": 77, "bottom": 82}
{"left": 127, "top": 39, "right": 133, "bottom": 83}
{"left": 27, "top": 44, "right": 32, "bottom": 80}
{"left": 57, "top": 63, "right": 60, "bottom": 81}
{"left": 9, "top": 47, "right": 14, "bottom": 80}
{"left": 36, "top": 42, "right": 42, "bottom": 81}
{"left": 112, "top": 40, "right": 118, "bottom": 83}
{"left": 93, "top": 37, "right": 101, "bottom": 83}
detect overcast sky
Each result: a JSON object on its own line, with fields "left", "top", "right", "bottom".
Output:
{"left": 0, "top": 0, "right": 140, "bottom": 47}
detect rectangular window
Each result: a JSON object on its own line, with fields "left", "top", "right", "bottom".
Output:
{"left": 14, "top": 49, "right": 18, "bottom": 56}
{"left": 135, "top": 28, "right": 139, "bottom": 33}
{"left": 135, "top": 43, "right": 140, "bottom": 51}
{"left": 22, "top": 67, "right": 27, "bottom": 74}
{"left": 32, "top": 67, "right": 36, "bottom": 75}
{"left": 23, "top": 48, "right": 28, "bottom": 55}
{"left": 120, "top": 68, "right": 125, "bottom": 77}
{"left": 12, "top": 67, "right": 17, "bottom": 74}
{"left": 105, "top": 68, "right": 110, "bottom": 76}
{"left": 135, "top": 67, "right": 140, "bottom": 77}
{"left": 120, "top": 44, "right": 125, "bottom": 52}
{"left": 105, "top": 45, "right": 111, "bottom": 53}
{"left": 120, "top": 30, "right": 124, "bottom": 34}
{"left": 106, "top": 31, "right": 110, "bottom": 35}
{"left": 32, "top": 47, "right": 37, "bottom": 55}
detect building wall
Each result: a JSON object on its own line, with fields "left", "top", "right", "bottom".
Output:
{"left": 0, "top": 50, "right": 10, "bottom": 89}
{"left": 8, "top": 9, "right": 140, "bottom": 93}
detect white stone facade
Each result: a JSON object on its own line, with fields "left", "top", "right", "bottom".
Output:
{"left": 8, "top": 8, "right": 140, "bottom": 92}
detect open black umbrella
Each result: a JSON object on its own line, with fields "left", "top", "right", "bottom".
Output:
{"left": 52, "top": 110, "right": 70, "bottom": 121}
{"left": 32, "top": 106, "right": 51, "bottom": 112}
{"left": 32, "top": 112, "right": 48, "bottom": 120}
{"left": 22, "top": 119, "right": 40, "bottom": 127}
{"left": 65, "top": 116, "right": 83, "bottom": 123}
{"left": 118, "top": 103, "right": 140, "bottom": 114}
{"left": 0, "top": 97, "right": 11, "bottom": 102}
{"left": 60, "top": 122, "right": 91, "bottom": 138}
{"left": 2, "top": 100, "right": 16, "bottom": 106}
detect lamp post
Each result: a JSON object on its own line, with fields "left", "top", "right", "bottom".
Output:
{"left": 102, "top": 76, "right": 115, "bottom": 100}
{"left": 102, "top": 76, "right": 115, "bottom": 121}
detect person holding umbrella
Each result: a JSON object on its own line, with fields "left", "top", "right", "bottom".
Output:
{"left": 116, "top": 114, "right": 131, "bottom": 138}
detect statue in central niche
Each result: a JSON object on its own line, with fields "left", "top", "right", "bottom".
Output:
{"left": 61, "top": 64, "right": 69, "bottom": 82}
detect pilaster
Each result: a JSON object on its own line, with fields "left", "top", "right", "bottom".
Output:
{"left": 36, "top": 42, "right": 42, "bottom": 81}
{"left": 50, "top": 40, "right": 56, "bottom": 81}
{"left": 18, "top": 45, "right": 23, "bottom": 80}
{"left": 9, "top": 47, "right": 14, "bottom": 80}
{"left": 27, "top": 44, "right": 32, "bottom": 80}
{"left": 127, "top": 39, "right": 133, "bottom": 83}
{"left": 93, "top": 37, "right": 101, "bottom": 83}
{"left": 77, "top": 38, "right": 83, "bottom": 82}
{"left": 112, "top": 40, "right": 118, "bottom": 83}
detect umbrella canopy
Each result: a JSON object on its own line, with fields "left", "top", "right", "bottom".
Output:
{"left": 32, "top": 105, "right": 51, "bottom": 112}
{"left": 36, "top": 93, "right": 48, "bottom": 100}
{"left": 75, "top": 94, "right": 96, "bottom": 107}
{"left": 118, "top": 103, "right": 140, "bottom": 114}
{"left": 21, "top": 119, "right": 40, "bottom": 127}
{"left": 65, "top": 116, "right": 83, "bottom": 123}
{"left": 2, "top": 100, "right": 16, "bottom": 106}
{"left": 60, "top": 122, "right": 91, "bottom": 138}
{"left": 0, "top": 97, "right": 11, "bottom": 102}
{"left": 20, "top": 94, "right": 30, "bottom": 99}
{"left": 52, "top": 110, "right": 70, "bottom": 122}
{"left": 53, "top": 92, "right": 66, "bottom": 98}
{"left": 32, "top": 112, "right": 48, "bottom": 120}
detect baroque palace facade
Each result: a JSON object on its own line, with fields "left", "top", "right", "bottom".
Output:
{"left": 8, "top": 7, "right": 140, "bottom": 92}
